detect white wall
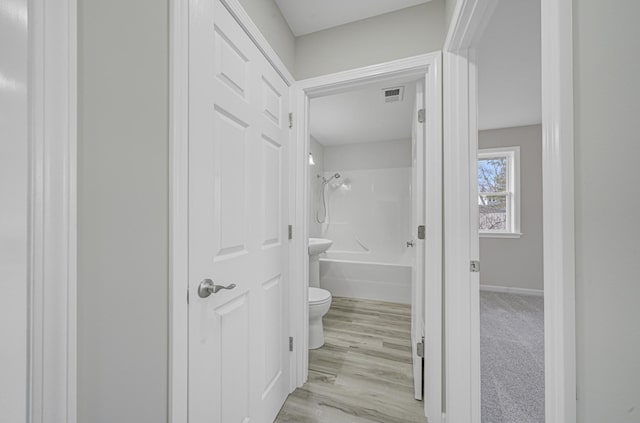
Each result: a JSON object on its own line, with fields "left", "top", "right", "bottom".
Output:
{"left": 77, "top": 1, "right": 169, "bottom": 422}
{"left": 309, "top": 136, "right": 325, "bottom": 237}
{"left": 321, "top": 140, "right": 412, "bottom": 264}
{"left": 294, "top": 1, "right": 446, "bottom": 79}
{"left": 574, "top": 0, "right": 640, "bottom": 421}
{"left": 479, "top": 125, "right": 543, "bottom": 291}
{"left": 237, "top": 0, "right": 295, "bottom": 73}
{"left": 0, "top": 0, "right": 28, "bottom": 420}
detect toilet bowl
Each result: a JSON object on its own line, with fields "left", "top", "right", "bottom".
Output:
{"left": 308, "top": 287, "right": 332, "bottom": 349}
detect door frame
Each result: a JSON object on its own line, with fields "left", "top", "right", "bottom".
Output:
{"left": 443, "top": 0, "right": 576, "bottom": 422}
{"left": 291, "top": 52, "right": 443, "bottom": 422}
{"left": 25, "top": 1, "right": 78, "bottom": 422}
{"left": 168, "top": 1, "right": 295, "bottom": 422}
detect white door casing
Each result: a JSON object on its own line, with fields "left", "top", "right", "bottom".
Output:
{"left": 188, "top": 1, "right": 290, "bottom": 422}
{"left": 292, "top": 52, "right": 443, "bottom": 422}
{"left": 1, "top": 1, "right": 77, "bottom": 422}
{"left": 411, "top": 79, "right": 426, "bottom": 401}
{"left": 443, "top": 0, "right": 577, "bottom": 422}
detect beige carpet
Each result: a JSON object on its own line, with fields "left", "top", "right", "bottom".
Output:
{"left": 481, "top": 291, "right": 545, "bottom": 423}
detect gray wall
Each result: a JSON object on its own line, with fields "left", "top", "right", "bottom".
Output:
{"left": 77, "top": 1, "right": 169, "bottom": 422}
{"left": 574, "top": 0, "right": 640, "bottom": 421}
{"left": 294, "top": 1, "right": 446, "bottom": 79}
{"left": 73, "top": 0, "right": 640, "bottom": 421}
{"left": 0, "top": 0, "right": 28, "bottom": 418}
{"left": 479, "top": 125, "right": 543, "bottom": 291}
{"left": 237, "top": 0, "right": 295, "bottom": 73}
{"left": 445, "top": 0, "right": 458, "bottom": 29}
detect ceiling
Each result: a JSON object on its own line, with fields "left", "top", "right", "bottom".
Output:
{"left": 274, "top": 0, "right": 432, "bottom": 36}
{"left": 310, "top": 80, "right": 416, "bottom": 146}
{"left": 476, "top": 0, "right": 541, "bottom": 130}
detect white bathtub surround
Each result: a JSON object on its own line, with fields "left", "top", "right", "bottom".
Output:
{"left": 310, "top": 139, "right": 413, "bottom": 304}
{"left": 320, "top": 258, "right": 411, "bottom": 304}
{"left": 320, "top": 139, "right": 412, "bottom": 263}
{"left": 320, "top": 167, "right": 412, "bottom": 264}
{"left": 308, "top": 137, "right": 325, "bottom": 237}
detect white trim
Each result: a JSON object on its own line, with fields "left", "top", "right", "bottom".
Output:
{"left": 443, "top": 48, "right": 477, "bottom": 423}
{"left": 28, "top": 0, "right": 77, "bottom": 422}
{"left": 424, "top": 52, "right": 443, "bottom": 423}
{"left": 444, "top": 1, "right": 577, "bottom": 423}
{"left": 467, "top": 49, "right": 482, "bottom": 423}
{"left": 290, "top": 87, "right": 311, "bottom": 388}
{"left": 444, "top": 0, "right": 499, "bottom": 51}
{"left": 220, "top": 0, "right": 294, "bottom": 86}
{"left": 296, "top": 54, "right": 438, "bottom": 95}
{"left": 292, "top": 52, "right": 443, "bottom": 422}
{"left": 169, "top": 0, "right": 189, "bottom": 422}
{"left": 168, "top": 0, "right": 296, "bottom": 420}
{"left": 541, "top": 0, "right": 576, "bottom": 421}
{"left": 480, "top": 285, "right": 544, "bottom": 297}
{"left": 479, "top": 232, "right": 522, "bottom": 239}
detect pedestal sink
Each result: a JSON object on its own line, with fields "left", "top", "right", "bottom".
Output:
{"left": 308, "top": 238, "right": 332, "bottom": 288}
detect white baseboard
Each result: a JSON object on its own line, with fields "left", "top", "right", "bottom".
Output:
{"left": 480, "top": 284, "right": 543, "bottom": 296}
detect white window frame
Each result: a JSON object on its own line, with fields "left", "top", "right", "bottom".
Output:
{"left": 478, "top": 146, "right": 521, "bottom": 238}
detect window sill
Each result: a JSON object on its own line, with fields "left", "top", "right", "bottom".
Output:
{"left": 479, "top": 232, "right": 522, "bottom": 239}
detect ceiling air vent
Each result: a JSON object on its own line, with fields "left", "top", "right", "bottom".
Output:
{"left": 382, "top": 86, "right": 404, "bottom": 103}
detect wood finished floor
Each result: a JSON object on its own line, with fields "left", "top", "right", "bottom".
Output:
{"left": 275, "top": 297, "right": 427, "bottom": 423}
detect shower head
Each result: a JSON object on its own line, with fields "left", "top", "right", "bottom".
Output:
{"left": 322, "top": 173, "right": 341, "bottom": 184}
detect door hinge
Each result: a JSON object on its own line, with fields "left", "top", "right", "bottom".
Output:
{"left": 470, "top": 260, "right": 480, "bottom": 273}
{"left": 417, "top": 336, "right": 425, "bottom": 358}
{"left": 288, "top": 112, "right": 293, "bottom": 129}
{"left": 187, "top": 288, "right": 190, "bottom": 304}
{"left": 289, "top": 336, "right": 294, "bottom": 352}
{"left": 418, "top": 108, "right": 425, "bottom": 123}
{"left": 417, "top": 225, "right": 425, "bottom": 240}
{"left": 288, "top": 224, "right": 293, "bottom": 240}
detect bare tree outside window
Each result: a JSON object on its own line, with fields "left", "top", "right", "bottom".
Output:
{"left": 478, "top": 157, "right": 507, "bottom": 230}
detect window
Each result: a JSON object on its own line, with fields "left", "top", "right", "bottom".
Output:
{"left": 478, "top": 146, "right": 521, "bottom": 237}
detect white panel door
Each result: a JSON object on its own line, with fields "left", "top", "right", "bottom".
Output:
{"left": 188, "top": 1, "right": 290, "bottom": 422}
{"left": 411, "top": 80, "right": 426, "bottom": 400}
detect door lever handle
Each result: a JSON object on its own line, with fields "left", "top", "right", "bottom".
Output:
{"left": 406, "top": 240, "right": 415, "bottom": 248}
{"left": 198, "top": 278, "right": 237, "bottom": 298}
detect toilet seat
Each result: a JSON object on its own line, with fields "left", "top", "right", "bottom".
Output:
{"left": 309, "top": 287, "right": 331, "bottom": 304}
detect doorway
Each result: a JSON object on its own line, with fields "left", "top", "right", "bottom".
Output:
{"left": 168, "top": 5, "right": 442, "bottom": 421}
{"left": 279, "top": 77, "right": 425, "bottom": 421}
{"left": 443, "top": 0, "right": 576, "bottom": 421}
{"left": 286, "top": 53, "right": 443, "bottom": 422}
{"left": 475, "top": 1, "right": 545, "bottom": 421}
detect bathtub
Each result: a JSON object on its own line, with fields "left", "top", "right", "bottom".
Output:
{"left": 319, "top": 252, "right": 412, "bottom": 304}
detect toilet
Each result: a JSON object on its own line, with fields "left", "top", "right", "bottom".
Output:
{"left": 308, "top": 287, "right": 332, "bottom": 349}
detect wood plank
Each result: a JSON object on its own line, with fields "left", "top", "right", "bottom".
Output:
{"left": 275, "top": 297, "right": 426, "bottom": 422}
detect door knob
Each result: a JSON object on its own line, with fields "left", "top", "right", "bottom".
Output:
{"left": 406, "top": 240, "right": 415, "bottom": 247}
{"left": 198, "top": 278, "right": 236, "bottom": 298}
